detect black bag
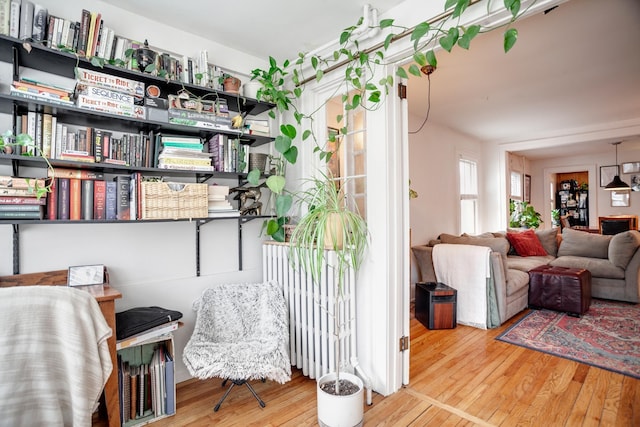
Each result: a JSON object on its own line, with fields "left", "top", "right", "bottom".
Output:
{"left": 116, "top": 306, "right": 183, "bottom": 340}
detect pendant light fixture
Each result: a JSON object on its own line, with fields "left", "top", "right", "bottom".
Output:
{"left": 604, "top": 141, "right": 631, "bottom": 190}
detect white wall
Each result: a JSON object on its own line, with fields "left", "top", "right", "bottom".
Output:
{"left": 408, "top": 117, "right": 482, "bottom": 245}
{"left": 0, "top": 0, "right": 269, "bottom": 384}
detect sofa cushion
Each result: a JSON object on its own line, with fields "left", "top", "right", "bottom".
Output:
{"left": 535, "top": 228, "right": 559, "bottom": 257}
{"left": 608, "top": 230, "right": 640, "bottom": 269}
{"left": 506, "top": 255, "right": 554, "bottom": 273}
{"left": 550, "top": 256, "right": 625, "bottom": 279}
{"left": 557, "top": 228, "right": 611, "bottom": 259}
{"left": 506, "top": 229, "right": 548, "bottom": 256}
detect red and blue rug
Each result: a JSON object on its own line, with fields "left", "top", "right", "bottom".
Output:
{"left": 497, "top": 299, "right": 640, "bottom": 379}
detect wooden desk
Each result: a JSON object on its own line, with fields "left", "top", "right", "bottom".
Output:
{"left": 0, "top": 269, "right": 122, "bottom": 427}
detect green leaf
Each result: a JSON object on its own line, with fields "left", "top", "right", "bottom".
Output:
{"left": 368, "top": 91, "right": 381, "bottom": 103}
{"left": 396, "top": 67, "right": 408, "bottom": 79}
{"left": 294, "top": 111, "right": 303, "bottom": 124}
{"left": 340, "top": 30, "right": 350, "bottom": 45}
{"left": 247, "top": 169, "right": 261, "bottom": 185}
{"left": 275, "top": 135, "right": 292, "bottom": 154}
{"left": 269, "top": 56, "right": 277, "bottom": 68}
{"left": 504, "top": 28, "right": 518, "bottom": 52}
{"left": 268, "top": 111, "right": 276, "bottom": 119}
{"left": 266, "top": 175, "right": 286, "bottom": 194}
{"left": 294, "top": 87, "right": 302, "bottom": 98}
{"left": 444, "top": 0, "right": 458, "bottom": 10}
{"left": 266, "top": 219, "right": 280, "bottom": 236}
{"left": 280, "top": 124, "right": 297, "bottom": 139}
{"left": 413, "top": 51, "right": 427, "bottom": 67}
{"left": 302, "top": 130, "right": 311, "bottom": 141}
{"left": 504, "top": 0, "right": 521, "bottom": 17}
{"left": 426, "top": 50, "right": 438, "bottom": 68}
{"left": 316, "top": 69, "right": 324, "bottom": 82}
{"left": 365, "top": 83, "right": 377, "bottom": 91}
{"left": 452, "top": 0, "right": 471, "bottom": 18}
{"left": 411, "top": 22, "right": 430, "bottom": 42}
{"left": 439, "top": 27, "right": 459, "bottom": 52}
{"left": 352, "top": 77, "right": 361, "bottom": 89}
{"left": 283, "top": 146, "right": 298, "bottom": 164}
{"left": 275, "top": 194, "right": 293, "bottom": 217}
{"left": 458, "top": 24, "right": 481, "bottom": 49}
{"left": 408, "top": 64, "right": 422, "bottom": 77}
{"left": 271, "top": 225, "right": 285, "bottom": 242}
{"left": 384, "top": 33, "right": 394, "bottom": 50}
{"left": 336, "top": 114, "right": 343, "bottom": 123}
{"left": 311, "top": 56, "right": 318, "bottom": 70}
{"left": 380, "top": 18, "right": 394, "bottom": 29}
{"left": 351, "top": 93, "right": 361, "bottom": 109}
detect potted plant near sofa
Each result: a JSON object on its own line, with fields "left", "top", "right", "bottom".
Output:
{"left": 509, "top": 200, "right": 543, "bottom": 229}
{"left": 288, "top": 171, "right": 368, "bottom": 427}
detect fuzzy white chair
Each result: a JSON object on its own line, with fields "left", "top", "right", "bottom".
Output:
{"left": 183, "top": 281, "right": 291, "bottom": 411}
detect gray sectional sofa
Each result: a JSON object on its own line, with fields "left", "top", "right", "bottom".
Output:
{"left": 412, "top": 228, "right": 640, "bottom": 325}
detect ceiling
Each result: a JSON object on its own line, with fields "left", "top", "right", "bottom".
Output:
{"left": 106, "top": 0, "right": 640, "bottom": 160}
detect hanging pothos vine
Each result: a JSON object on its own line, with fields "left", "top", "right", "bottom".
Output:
{"left": 247, "top": 0, "right": 535, "bottom": 241}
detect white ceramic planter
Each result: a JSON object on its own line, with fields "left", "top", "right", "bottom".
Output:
{"left": 317, "top": 372, "right": 364, "bottom": 427}
{"left": 243, "top": 81, "right": 262, "bottom": 99}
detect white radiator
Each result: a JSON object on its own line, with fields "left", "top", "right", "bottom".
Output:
{"left": 262, "top": 242, "right": 356, "bottom": 380}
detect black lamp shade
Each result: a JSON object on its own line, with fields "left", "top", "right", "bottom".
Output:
{"left": 604, "top": 175, "right": 631, "bottom": 190}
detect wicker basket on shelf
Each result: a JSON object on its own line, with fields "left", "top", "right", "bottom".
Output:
{"left": 141, "top": 182, "right": 208, "bottom": 219}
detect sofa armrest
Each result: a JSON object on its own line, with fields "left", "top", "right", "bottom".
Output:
{"left": 624, "top": 249, "right": 640, "bottom": 303}
{"left": 411, "top": 245, "right": 437, "bottom": 283}
{"left": 491, "top": 252, "right": 508, "bottom": 324}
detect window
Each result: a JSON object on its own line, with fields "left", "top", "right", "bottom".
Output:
{"left": 326, "top": 93, "right": 367, "bottom": 219}
{"left": 459, "top": 158, "right": 478, "bottom": 234}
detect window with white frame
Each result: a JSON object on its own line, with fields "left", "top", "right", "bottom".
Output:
{"left": 459, "top": 157, "right": 478, "bottom": 235}
{"left": 510, "top": 171, "right": 522, "bottom": 200}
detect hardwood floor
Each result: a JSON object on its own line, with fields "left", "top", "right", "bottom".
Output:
{"left": 97, "top": 309, "right": 640, "bottom": 426}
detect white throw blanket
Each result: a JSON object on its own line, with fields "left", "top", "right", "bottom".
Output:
{"left": 0, "top": 286, "right": 112, "bottom": 427}
{"left": 433, "top": 243, "right": 492, "bottom": 329}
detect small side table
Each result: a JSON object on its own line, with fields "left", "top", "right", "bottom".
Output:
{"left": 415, "top": 282, "right": 457, "bottom": 329}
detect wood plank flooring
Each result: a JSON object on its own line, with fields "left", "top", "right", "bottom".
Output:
{"left": 95, "top": 309, "right": 640, "bottom": 426}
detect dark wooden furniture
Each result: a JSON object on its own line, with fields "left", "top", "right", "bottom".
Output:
{"left": 528, "top": 265, "right": 591, "bottom": 317}
{"left": 415, "top": 282, "right": 457, "bottom": 329}
{"left": 598, "top": 215, "right": 638, "bottom": 235}
{"left": 0, "top": 268, "right": 122, "bottom": 427}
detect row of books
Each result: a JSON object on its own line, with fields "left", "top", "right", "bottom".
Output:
{"left": 0, "top": 2, "right": 234, "bottom": 91}
{"left": 208, "top": 134, "right": 249, "bottom": 173}
{"left": 118, "top": 341, "right": 175, "bottom": 424}
{"left": 158, "top": 136, "right": 213, "bottom": 172}
{"left": 0, "top": 175, "right": 47, "bottom": 219}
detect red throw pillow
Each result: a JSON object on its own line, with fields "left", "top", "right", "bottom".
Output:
{"left": 506, "top": 229, "right": 548, "bottom": 257}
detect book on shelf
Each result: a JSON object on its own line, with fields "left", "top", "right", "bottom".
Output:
{"left": 69, "top": 178, "right": 81, "bottom": 220}
{"left": 77, "top": 9, "right": 90, "bottom": 56}
{"left": 9, "top": 86, "right": 75, "bottom": 107}
{"left": 93, "top": 180, "right": 106, "bottom": 220}
{"left": 57, "top": 177, "right": 70, "bottom": 220}
{"left": 0, "top": 187, "right": 39, "bottom": 197}
{"left": 81, "top": 178, "right": 93, "bottom": 220}
{"left": 9, "top": 0, "right": 20, "bottom": 38}
{"left": 167, "top": 108, "right": 232, "bottom": 127}
{"left": 168, "top": 117, "right": 235, "bottom": 132}
{"left": 157, "top": 163, "right": 214, "bottom": 172}
{"left": 0, "top": 209, "right": 44, "bottom": 219}
{"left": 105, "top": 180, "right": 117, "bottom": 220}
{"left": 0, "top": 176, "right": 47, "bottom": 190}
{"left": 0, "top": 196, "right": 47, "bottom": 205}
{"left": 12, "top": 79, "right": 74, "bottom": 99}
{"left": 18, "top": 0, "right": 33, "bottom": 40}
{"left": 30, "top": 3, "right": 47, "bottom": 42}
{"left": 164, "top": 351, "right": 175, "bottom": 415}
{"left": 0, "top": 204, "right": 43, "bottom": 212}
{"left": 59, "top": 151, "right": 96, "bottom": 163}
{"left": 114, "top": 175, "right": 130, "bottom": 220}
{"left": 46, "top": 178, "right": 57, "bottom": 219}
{"left": 49, "top": 168, "right": 104, "bottom": 180}
{"left": 208, "top": 210, "right": 240, "bottom": 218}
{"left": 76, "top": 67, "right": 145, "bottom": 97}
{"left": 116, "top": 321, "right": 181, "bottom": 350}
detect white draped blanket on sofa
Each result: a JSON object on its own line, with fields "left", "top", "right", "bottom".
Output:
{"left": 432, "top": 243, "right": 500, "bottom": 329}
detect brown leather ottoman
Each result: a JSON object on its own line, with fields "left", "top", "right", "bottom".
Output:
{"left": 528, "top": 265, "right": 592, "bottom": 316}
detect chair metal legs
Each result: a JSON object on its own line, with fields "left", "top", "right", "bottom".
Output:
{"left": 214, "top": 379, "right": 266, "bottom": 412}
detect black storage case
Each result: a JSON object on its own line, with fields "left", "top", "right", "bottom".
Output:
{"left": 415, "top": 282, "right": 457, "bottom": 329}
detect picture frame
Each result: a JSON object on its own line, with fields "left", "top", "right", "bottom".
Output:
{"left": 600, "top": 165, "right": 619, "bottom": 187}
{"left": 631, "top": 175, "right": 640, "bottom": 192}
{"left": 67, "top": 264, "right": 105, "bottom": 287}
{"left": 622, "top": 161, "right": 640, "bottom": 174}
{"left": 610, "top": 190, "right": 630, "bottom": 207}
{"left": 524, "top": 174, "right": 531, "bottom": 203}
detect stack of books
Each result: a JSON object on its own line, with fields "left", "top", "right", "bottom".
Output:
{"left": 167, "top": 95, "right": 233, "bottom": 131}
{"left": 244, "top": 118, "right": 270, "bottom": 137}
{"left": 10, "top": 78, "right": 75, "bottom": 107}
{"left": 157, "top": 135, "right": 213, "bottom": 171}
{"left": 0, "top": 176, "right": 47, "bottom": 220}
{"left": 207, "top": 185, "right": 239, "bottom": 217}
{"left": 75, "top": 68, "right": 145, "bottom": 119}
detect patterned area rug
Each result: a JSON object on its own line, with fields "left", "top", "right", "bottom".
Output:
{"left": 497, "top": 299, "right": 640, "bottom": 379}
